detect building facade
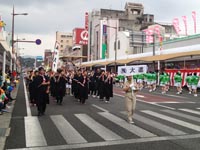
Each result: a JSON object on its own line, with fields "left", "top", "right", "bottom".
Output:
{"left": 55, "top": 31, "right": 73, "bottom": 56}
{"left": 88, "top": 2, "right": 176, "bottom": 62}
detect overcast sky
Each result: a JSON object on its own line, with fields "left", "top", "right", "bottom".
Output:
{"left": 1, "top": 0, "right": 200, "bottom": 57}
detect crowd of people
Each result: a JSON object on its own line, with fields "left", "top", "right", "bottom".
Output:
{"left": 116, "top": 71, "right": 200, "bottom": 97}
{"left": 25, "top": 67, "right": 199, "bottom": 124}
{"left": 0, "top": 70, "right": 18, "bottom": 115}
{"left": 25, "top": 67, "right": 114, "bottom": 116}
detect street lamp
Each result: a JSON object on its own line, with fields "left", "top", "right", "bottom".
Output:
{"left": 11, "top": 6, "right": 28, "bottom": 71}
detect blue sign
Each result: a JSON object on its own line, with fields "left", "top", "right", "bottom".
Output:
{"left": 36, "top": 56, "right": 43, "bottom": 61}
{"left": 36, "top": 39, "right": 41, "bottom": 45}
{"left": 103, "top": 25, "right": 107, "bottom": 36}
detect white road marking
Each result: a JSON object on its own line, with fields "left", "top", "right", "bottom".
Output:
{"left": 156, "top": 101, "right": 195, "bottom": 104}
{"left": 51, "top": 115, "right": 87, "bottom": 144}
{"left": 142, "top": 110, "right": 200, "bottom": 132}
{"left": 99, "top": 112, "right": 156, "bottom": 138}
{"left": 114, "top": 94, "right": 175, "bottom": 110}
{"left": 179, "top": 109, "right": 200, "bottom": 115}
{"left": 25, "top": 117, "right": 47, "bottom": 147}
{"left": 148, "top": 103, "right": 175, "bottom": 110}
{"left": 75, "top": 114, "right": 122, "bottom": 141}
{"left": 23, "top": 78, "right": 32, "bottom": 116}
{"left": 136, "top": 95, "right": 145, "bottom": 98}
{"left": 120, "top": 111, "right": 186, "bottom": 136}
{"left": 92, "top": 104, "right": 108, "bottom": 112}
{"left": 7, "top": 134, "right": 200, "bottom": 150}
{"left": 162, "top": 109, "right": 200, "bottom": 123}
{"left": 161, "top": 93, "right": 186, "bottom": 99}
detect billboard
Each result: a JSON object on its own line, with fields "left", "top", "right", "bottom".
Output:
{"left": 73, "top": 28, "right": 88, "bottom": 45}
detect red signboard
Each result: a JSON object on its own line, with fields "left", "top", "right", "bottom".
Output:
{"left": 73, "top": 28, "right": 88, "bottom": 45}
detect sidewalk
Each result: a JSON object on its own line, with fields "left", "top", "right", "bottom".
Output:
{"left": 0, "top": 83, "right": 19, "bottom": 150}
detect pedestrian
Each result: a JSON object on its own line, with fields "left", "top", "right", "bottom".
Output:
{"left": 34, "top": 67, "right": 50, "bottom": 116}
{"left": 54, "top": 68, "right": 67, "bottom": 105}
{"left": 89, "top": 71, "right": 96, "bottom": 97}
{"left": 98, "top": 70, "right": 106, "bottom": 100}
{"left": 123, "top": 75, "right": 138, "bottom": 124}
{"left": 174, "top": 71, "right": 182, "bottom": 94}
{"left": 186, "top": 73, "right": 193, "bottom": 94}
{"left": 104, "top": 71, "right": 113, "bottom": 103}
{"left": 191, "top": 73, "right": 199, "bottom": 97}
{"left": 78, "top": 70, "right": 88, "bottom": 104}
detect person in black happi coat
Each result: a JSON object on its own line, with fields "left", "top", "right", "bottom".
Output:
{"left": 98, "top": 70, "right": 106, "bottom": 100}
{"left": 94, "top": 69, "right": 101, "bottom": 97}
{"left": 78, "top": 70, "right": 88, "bottom": 104}
{"left": 104, "top": 72, "right": 113, "bottom": 103}
{"left": 34, "top": 67, "right": 50, "bottom": 116}
{"left": 54, "top": 68, "right": 67, "bottom": 105}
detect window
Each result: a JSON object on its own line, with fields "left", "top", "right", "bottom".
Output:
{"left": 114, "top": 41, "right": 116, "bottom": 50}
{"left": 66, "top": 40, "right": 69, "bottom": 43}
{"left": 118, "top": 40, "right": 120, "bottom": 50}
{"left": 61, "top": 35, "right": 67, "bottom": 38}
{"left": 61, "top": 45, "right": 63, "bottom": 48}
{"left": 61, "top": 40, "right": 63, "bottom": 43}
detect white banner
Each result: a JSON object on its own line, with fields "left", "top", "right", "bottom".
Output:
{"left": 118, "top": 65, "right": 148, "bottom": 76}
{"left": 52, "top": 48, "right": 59, "bottom": 72}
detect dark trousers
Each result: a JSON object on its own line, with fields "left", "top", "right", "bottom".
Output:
{"left": 37, "top": 101, "right": 46, "bottom": 114}
{"left": 56, "top": 95, "right": 63, "bottom": 104}
{"left": 80, "top": 98, "right": 86, "bottom": 104}
{"left": 0, "top": 102, "right": 3, "bottom": 112}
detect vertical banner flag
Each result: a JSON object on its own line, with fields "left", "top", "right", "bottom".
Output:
{"left": 145, "top": 29, "right": 153, "bottom": 43}
{"left": 52, "top": 42, "right": 60, "bottom": 72}
{"left": 182, "top": 16, "right": 187, "bottom": 36}
{"left": 192, "top": 11, "right": 196, "bottom": 34}
{"left": 173, "top": 18, "right": 181, "bottom": 35}
{"left": 154, "top": 25, "right": 160, "bottom": 38}
{"left": 85, "top": 12, "right": 89, "bottom": 31}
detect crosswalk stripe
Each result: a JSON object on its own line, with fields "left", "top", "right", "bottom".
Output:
{"left": 179, "top": 109, "right": 200, "bottom": 115}
{"left": 134, "top": 114, "right": 186, "bottom": 136}
{"left": 51, "top": 115, "right": 87, "bottom": 144}
{"left": 142, "top": 110, "right": 200, "bottom": 132}
{"left": 75, "top": 114, "right": 123, "bottom": 141}
{"left": 120, "top": 111, "right": 186, "bottom": 136}
{"left": 162, "top": 109, "right": 200, "bottom": 123}
{"left": 99, "top": 112, "right": 156, "bottom": 138}
{"left": 25, "top": 117, "right": 47, "bottom": 147}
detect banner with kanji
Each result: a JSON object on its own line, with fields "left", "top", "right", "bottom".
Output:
{"left": 118, "top": 65, "right": 148, "bottom": 76}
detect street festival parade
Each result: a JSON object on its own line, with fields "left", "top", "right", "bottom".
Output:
{"left": 0, "top": 1, "right": 200, "bottom": 150}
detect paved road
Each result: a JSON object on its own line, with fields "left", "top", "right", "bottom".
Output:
{"left": 4, "top": 79, "right": 200, "bottom": 150}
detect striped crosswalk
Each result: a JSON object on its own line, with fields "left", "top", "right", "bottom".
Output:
{"left": 17, "top": 107, "right": 200, "bottom": 149}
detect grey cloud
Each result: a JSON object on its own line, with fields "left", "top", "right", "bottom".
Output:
{"left": 1, "top": 0, "right": 200, "bottom": 35}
